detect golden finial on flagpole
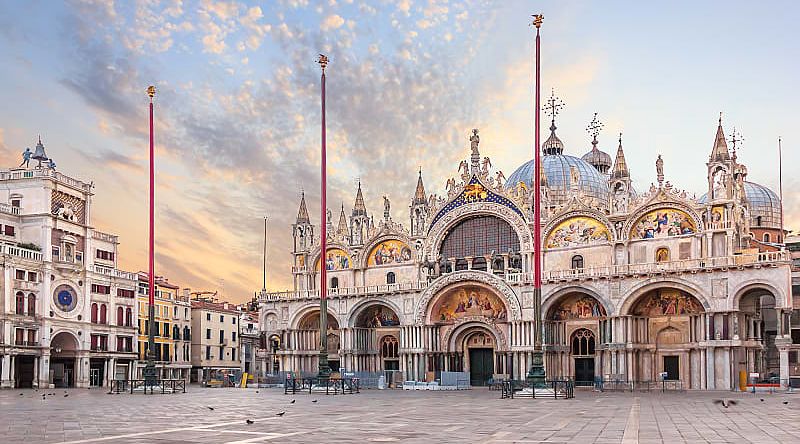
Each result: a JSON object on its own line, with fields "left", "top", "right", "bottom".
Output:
{"left": 317, "top": 54, "right": 329, "bottom": 73}
{"left": 147, "top": 85, "right": 156, "bottom": 102}
{"left": 531, "top": 14, "right": 544, "bottom": 29}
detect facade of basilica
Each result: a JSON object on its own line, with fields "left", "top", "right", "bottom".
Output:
{"left": 259, "top": 113, "right": 794, "bottom": 390}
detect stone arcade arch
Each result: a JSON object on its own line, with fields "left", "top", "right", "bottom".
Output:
{"left": 343, "top": 301, "right": 402, "bottom": 373}
{"left": 288, "top": 308, "right": 341, "bottom": 374}
{"left": 50, "top": 331, "right": 81, "bottom": 388}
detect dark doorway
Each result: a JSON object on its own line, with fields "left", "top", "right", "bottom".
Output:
{"left": 51, "top": 358, "right": 75, "bottom": 388}
{"left": 469, "top": 348, "right": 494, "bottom": 386}
{"left": 14, "top": 356, "right": 35, "bottom": 388}
{"left": 384, "top": 360, "right": 399, "bottom": 371}
{"left": 329, "top": 360, "right": 340, "bottom": 372}
{"left": 89, "top": 359, "right": 105, "bottom": 387}
{"left": 663, "top": 356, "right": 679, "bottom": 380}
{"left": 574, "top": 357, "right": 595, "bottom": 386}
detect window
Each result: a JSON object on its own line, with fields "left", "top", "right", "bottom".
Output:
{"left": 206, "top": 313, "right": 211, "bottom": 321}
{"left": 231, "top": 348, "right": 236, "bottom": 361}
{"left": 205, "top": 346, "right": 211, "bottom": 360}
{"left": 117, "top": 288, "right": 135, "bottom": 298}
{"left": 173, "top": 325, "right": 180, "bottom": 340}
{"left": 184, "top": 326, "right": 191, "bottom": 341}
{"left": 571, "top": 329, "right": 596, "bottom": 356}
{"left": 232, "top": 332, "right": 236, "bottom": 342}
{"left": 232, "top": 317, "right": 236, "bottom": 325}
{"left": 173, "top": 306, "right": 178, "bottom": 317}
{"left": 206, "top": 328, "right": 211, "bottom": 339}
{"left": 91, "top": 303, "right": 98, "bottom": 323}
{"left": 99, "top": 304, "right": 107, "bottom": 324}
{"left": 330, "top": 277, "right": 339, "bottom": 289}
{"left": 219, "top": 346, "right": 224, "bottom": 359}
{"left": 756, "top": 216, "right": 762, "bottom": 226}
{"left": 96, "top": 249, "right": 115, "bottom": 261}
{"left": 117, "top": 307, "right": 124, "bottom": 326}
{"left": 27, "top": 293, "right": 35, "bottom": 315}
{"left": 16, "top": 328, "right": 25, "bottom": 345}
{"left": 52, "top": 246, "right": 60, "bottom": 259}
{"left": 386, "top": 272, "right": 396, "bottom": 284}
{"left": 185, "top": 308, "right": 189, "bottom": 319}
{"left": 27, "top": 329, "right": 36, "bottom": 345}
{"left": 764, "top": 233, "right": 771, "bottom": 242}
{"left": 11, "top": 199, "right": 20, "bottom": 208}
{"left": 4, "top": 225, "right": 15, "bottom": 236}
{"left": 440, "top": 216, "right": 520, "bottom": 270}
{"left": 126, "top": 308, "right": 133, "bottom": 326}
{"left": 220, "top": 315, "right": 224, "bottom": 322}
{"left": 15, "top": 269, "right": 26, "bottom": 280}
{"left": 571, "top": 255, "right": 584, "bottom": 270}
{"left": 163, "top": 323, "right": 170, "bottom": 337}
{"left": 219, "top": 330, "right": 225, "bottom": 343}
{"left": 91, "top": 284, "right": 111, "bottom": 295}
{"left": 15, "top": 292, "right": 24, "bottom": 315}
{"left": 380, "top": 335, "right": 399, "bottom": 358}
{"left": 27, "top": 271, "right": 37, "bottom": 282}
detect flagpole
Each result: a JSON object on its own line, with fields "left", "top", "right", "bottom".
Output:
{"left": 144, "top": 85, "right": 158, "bottom": 387}
{"left": 778, "top": 137, "right": 784, "bottom": 247}
{"left": 528, "top": 14, "right": 547, "bottom": 386}
{"left": 317, "top": 54, "right": 331, "bottom": 379}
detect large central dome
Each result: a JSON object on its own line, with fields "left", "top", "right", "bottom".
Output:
{"left": 506, "top": 155, "right": 610, "bottom": 204}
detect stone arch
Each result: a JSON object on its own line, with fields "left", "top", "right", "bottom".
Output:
{"left": 310, "top": 243, "right": 355, "bottom": 272}
{"left": 618, "top": 278, "right": 710, "bottom": 316}
{"left": 442, "top": 320, "right": 508, "bottom": 352}
{"left": 731, "top": 280, "right": 787, "bottom": 310}
{"left": 415, "top": 270, "right": 522, "bottom": 324}
{"left": 50, "top": 330, "right": 80, "bottom": 352}
{"left": 261, "top": 310, "right": 280, "bottom": 332}
{"left": 542, "top": 285, "right": 613, "bottom": 321}
{"left": 543, "top": 210, "right": 614, "bottom": 247}
{"left": 360, "top": 234, "right": 415, "bottom": 269}
{"left": 348, "top": 298, "right": 404, "bottom": 328}
{"left": 289, "top": 304, "right": 342, "bottom": 330}
{"left": 424, "top": 202, "right": 532, "bottom": 262}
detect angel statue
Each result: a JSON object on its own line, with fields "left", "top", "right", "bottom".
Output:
{"left": 445, "top": 177, "right": 457, "bottom": 195}
{"left": 470, "top": 128, "right": 480, "bottom": 156}
{"left": 481, "top": 156, "right": 492, "bottom": 176}
{"left": 458, "top": 160, "right": 470, "bottom": 180}
{"left": 495, "top": 170, "right": 506, "bottom": 188}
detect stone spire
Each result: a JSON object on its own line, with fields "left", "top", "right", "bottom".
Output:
{"left": 413, "top": 169, "right": 426, "bottom": 205}
{"left": 336, "top": 203, "right": 347, "bottom": 236}
{"left": 611, "top": 132, "right": 630, "bottom": 179}
{"left": 296, "top": 191, "right": 310, "bottom": 223}
{"left": 352, "top": 181, "right": 367, "bottom": 216}
{"left": 710, "top": 113, "right": 730, "bottom": 162}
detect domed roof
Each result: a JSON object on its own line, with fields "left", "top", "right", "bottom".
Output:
{"left": 506, "top": 154, "right": 610, "bottom": 204}
{"left": 581, "top": 147, "right": 612, "bottom": 173}
{"left": 698, "top": 181, "right": 782, "bottom": 229}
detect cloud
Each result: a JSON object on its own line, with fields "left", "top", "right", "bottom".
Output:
{"left": 321, "top": 14, "right": 345, "bottom": 31}
{"left": 77, "top": 148, "right": 144, "bottom": 173}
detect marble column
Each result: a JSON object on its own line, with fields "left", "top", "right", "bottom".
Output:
{"left": 706, "top": 347, "right": 716, "bottom": 390}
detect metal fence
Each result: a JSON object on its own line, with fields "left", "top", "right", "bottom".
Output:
{"left": 595, "top": 379, "right": 684, "bottom": 393}
{"left": 110, "top": 379, "right": 186, "bottom": 394}
{"left": 284, "top": 377, "right": 360, "bottom": 395}
{"left": 500, "top": 379, "right": 575, "bottom": 399}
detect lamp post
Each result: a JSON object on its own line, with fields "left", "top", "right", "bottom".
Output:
{"left": 527, "top": 14, "right": 547, "bottom": 387}
{"left": 317, "top": 54, "right": 331, "bottom": 379}
{"left": 143, "top": 85, "right": 158, "bottom": 387}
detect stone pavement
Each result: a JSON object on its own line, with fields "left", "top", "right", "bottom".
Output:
{"left": 0, "top": 387, "right": 798, "bottom": 443}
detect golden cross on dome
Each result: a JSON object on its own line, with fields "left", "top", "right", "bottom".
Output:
{"left": 543, "top": 89, "right": 564, "bottom": 122}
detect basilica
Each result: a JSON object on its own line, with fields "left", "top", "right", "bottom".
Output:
{"left": 259, "top": 109, "right": 793, "bottom": 390}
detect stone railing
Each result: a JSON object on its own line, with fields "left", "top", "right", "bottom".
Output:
{"left": 93, "top": 264, "right": 138, "bottom": 281}
{"left": 0, "top": 203, "right": 21, "bottom": 216}
{"left": 92, "top": 230, "right": 119, "bottom": 244}
{"left": 0, "top": 168, "right": 92, "bottom": 192}
{"left": 1, "top": 244, "right": 43, "bottom": 261}
{"left": 262, "top": 252, "right": 789, "bottom": 302}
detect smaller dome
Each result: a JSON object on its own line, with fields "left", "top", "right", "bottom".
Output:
{"left": 698, "top": 181, "right": 782, "bottom": 229}
{"left": 542, "top": 130, "right": 564, "bottom": 155}
{"left": 581, "top": 147, "right": 612, "bottom": 174}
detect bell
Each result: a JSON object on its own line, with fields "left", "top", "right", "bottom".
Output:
{"left": 32, "top": 136, "right": 49, "bottom": 166}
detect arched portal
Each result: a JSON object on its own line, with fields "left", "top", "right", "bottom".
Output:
{"left": 296, "top": 310, "right": 341, "bottom": 372}
{"left": 351, "top": 303, "right": 401, "bottom": 373}
{"left": 624, "top": 288, "right": 705, "bottom": 387}
{"left": 544, "top": 292, "right": 606, "bottom": 384}
{"left": 738, "top": 289, "right": 780, "bottom": 378}
{"left": 571, "top": 328, "right": 596, "bottom": 386}
{"left": 450, "top": 325, "right": 497, "bottom": 386}
{"left": 50, "top": 331, "right": 80, "bottom": 388}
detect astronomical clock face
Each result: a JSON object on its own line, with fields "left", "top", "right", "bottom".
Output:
{"left": 53, "top": 284, "right": 78, "bottom": 312}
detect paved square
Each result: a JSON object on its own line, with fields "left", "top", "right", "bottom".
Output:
{"left": 0, "top": 387, "right": 798, "bottom": 443}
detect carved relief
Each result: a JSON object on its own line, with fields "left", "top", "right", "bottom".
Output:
{"left": 415, "top": 271, "right": 522, "bottom": 324}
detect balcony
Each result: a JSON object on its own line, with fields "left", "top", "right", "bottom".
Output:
{"left": 13, "top": 279, "right": 39, "bottom": 291}
{"left": 260, "top": 251, "right": 790, "bottom": 301}
{"left": 91, "top": 345, "right": 109, "bottom": 352}
{"left": 0, "top": 168, "right": 92, "bottom": 192}
{"left": 15, "top": 340, "right": 39, "bottom": 347}
{"left": 0, "top": 203, "right": 21, "bottom": 216}
{"left": 1, "top": 244, "right": 43, "bottom": 261}
{"left": 93, "top": 265, "right": 137, "bottom": 281}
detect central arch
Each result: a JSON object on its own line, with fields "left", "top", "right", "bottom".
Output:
{"left": 415, "top": 271, "right": 522, "bottom": 323}
{"left": 50, "top": 331, "right": 81, "bottom": 388}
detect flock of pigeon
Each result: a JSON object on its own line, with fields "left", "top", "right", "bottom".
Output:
{"left": 205, "top": 395, "right": 320, "bottom": 426}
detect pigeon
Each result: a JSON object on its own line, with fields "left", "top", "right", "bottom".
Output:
{"left": 276, "top": 411, "right": 286, "bottom": 416}
{"left": 207, "top": 406, "right": 215, "bottom": 410}
{"left": 64, "top": 394, "right": 69, "bottom": 398}
{"left": 290, "top": 399, "right": 296, "bottom": 404}
{"left": 255, "top": 390, "right": 260, "bottom": 394}
{"left": 713, "top": 399, "right": 736, "bottom": 408}
{"left": 783, "top": 401, "right": 789, "bottom": 405}
{"left": 246, "top": 419, "right": 254, "bottom": 425}
{"left": 312, "top": 399, "right": 318, "bottom": 403}
{"left": 760, "top": 398, "right": 764, "bottom": 402}
{"left": 19, "top": 393, "right": 23, "bottom": 396}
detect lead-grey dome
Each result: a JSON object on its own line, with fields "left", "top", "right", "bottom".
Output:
{"left": 506, "top": 154, "right": 610, "bottom": 206}
{"left": 698, "top": 181, "right": 781, "bottom": 229}
{"left": 582, "top": 147, "right": 612, "bottom": 174}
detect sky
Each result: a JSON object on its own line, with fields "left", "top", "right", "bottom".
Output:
{"left": 0, "top": 0, "right": 798, "bottom": 303}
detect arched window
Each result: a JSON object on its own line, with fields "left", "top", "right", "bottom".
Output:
{"left": 126, "top": 308, "right": 133, "bottom": 326}
{"left": 91, "top": 303, "right": 99, "bottom": 323}
{"left": 330, "top": 277, "right": 339, "bottom": 289}
{"left": 763, "top": 233, "right": 770, "bottom": 242}
{"left": 184, "top": 326, "right": 191, "bottom": 341}
{"left": 380, "top": 335, "right": 399, "bottom": 358}
{"left": 655, "top": 247, "right": 670, "bottom": 263}
{"left": 16, "top": 292, "right": 25, "bottom": 315}
{"left": 117, "top": 307, "right": 124, "bottom": 326}
{"left": 571, "top": 255, "right": 584, "bottom": 270}
{"left": 571, "top": 329, "right": 596, "bottom": 356}
{"left": 27, "top": 293, "right": 36, "bottom": 316}
{"left": 440, "top": 216, "right": 520, "bottom": 267}
{"left": 173, "top": 325, "right": 180, "bottom": 340}
{"left": 99, "top": 304, "right": 107, "bottom": 324}
{"left": 756, "top": 216, "right": 762, "bottom": 226}
{"left": 386, "top": 272, "right": 396, "bottom": 284}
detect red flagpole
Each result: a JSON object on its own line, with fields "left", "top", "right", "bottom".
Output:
{"left": 533, "top": 20, "right": 542, "bottom": 292}
{"left": 317, "top": 54, "right": 331, "bottom": 377}
{"left": 144, "top": 85, "right": 157, "bottom": 384}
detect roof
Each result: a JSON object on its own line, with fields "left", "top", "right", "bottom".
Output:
{"left": 191, "top": 299, "right": 240, "bottom": 314}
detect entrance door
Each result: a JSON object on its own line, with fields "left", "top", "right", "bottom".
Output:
{"left": 469, "top": 348, "right": 494, "bottom": 386}
{"left": 663, "top": 356, "right": 679, "bottom": 380}
{"left": 574, "top": 358, "right": 595, "bottom": 386}
{"left": 90, "top": 369, "right": 101, "bottom": 387}
{"left": 15, "top": 356, "right": 35, "bottom": 388}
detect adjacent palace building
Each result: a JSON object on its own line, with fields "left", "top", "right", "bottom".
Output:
{"left": 260, "top": 114, "right": 798, "bottom": 390}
